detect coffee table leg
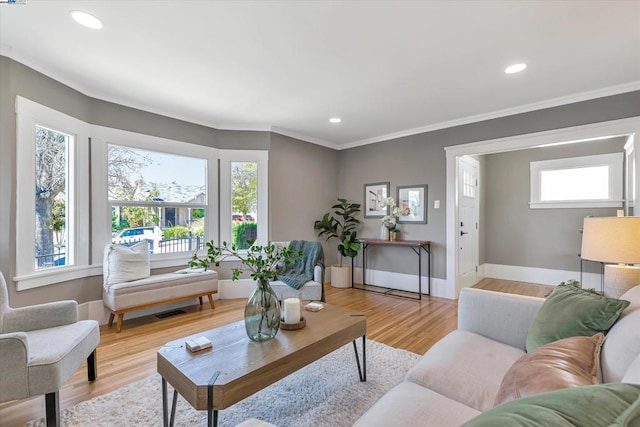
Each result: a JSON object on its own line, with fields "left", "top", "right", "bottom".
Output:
{"left": 208, "top": 371, "right": 221, "bottom": 427}
{"left": 208, "top": 409, "right": 218, "bottom": 427}
{"left": 170, "top": 390, "right": 178, "bottom": 427}
{"left": 352, "top": 335, "right": 367, "bottom": 382}
{"left": 162, "top": 377, "right": 179, "bottom": 427}
{"left": 162, "top": 377, "right": 168, "bottom": 427}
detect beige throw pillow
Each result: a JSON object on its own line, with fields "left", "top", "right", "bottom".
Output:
{"left": 494, "top": 333, "right": 604, "bottom": 406}
{"left": 103, "top": 241, "right": 151, "bottom": 287}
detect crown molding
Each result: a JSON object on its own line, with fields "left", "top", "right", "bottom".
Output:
{"left": 340, "top": 81, "right": 640, "bottom": 150}
{"left": 270, "top": 127, "right": 341, "bottom": 150}
{"left": 3, "top": 51, "right": 639, "bottom": 151}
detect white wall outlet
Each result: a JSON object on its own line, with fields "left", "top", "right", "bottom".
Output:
{"left": 434, "top": 200, "right": 440, "bottom": 209}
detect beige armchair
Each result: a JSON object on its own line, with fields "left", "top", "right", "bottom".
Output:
{"left": 0, "top": 272, "right": 100, "bottom": 426}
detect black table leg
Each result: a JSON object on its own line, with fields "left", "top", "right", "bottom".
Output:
{"left": 352, "top": 335, "right": 367, "bottom": 382}
{"left": 162, "top": 378, "right": 168, "bottom": 427}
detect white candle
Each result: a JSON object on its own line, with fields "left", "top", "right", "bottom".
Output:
{"left": 283, "top": 298, "right": 301, "bottom": 324}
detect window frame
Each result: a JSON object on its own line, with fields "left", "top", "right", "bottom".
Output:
{"left": 15, "top": 96, "right": 92, "bottom": 290}
{"left": 91, "top": 126, "right": 219, "bottom": 269}
{"left": 529, "top": 152, "right": 624, "bottom": 209}
{"left": 219, "top": 150, "right": 269, "bottom": 248}
{"left": 14, "top": 98, "right": 270, "bottom": 289}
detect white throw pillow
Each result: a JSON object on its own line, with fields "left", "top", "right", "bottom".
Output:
{"left": 103, "top": 241, "right": 151, "bottom": 287}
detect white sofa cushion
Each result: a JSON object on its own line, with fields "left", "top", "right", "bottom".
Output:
{"left": 353, "top": 382, "right": 481, "bottom": 427}
{"left": 103, "top": 241, "right": 150, "bottom": 287}
{"left": 601, "top": 285, "right": 640, "bottom": 383}
{"left": 404, "top": 329, "right": 524, "bottom": 412}
{"left": 622, "top": 353, "right": 640, "bottom": 384}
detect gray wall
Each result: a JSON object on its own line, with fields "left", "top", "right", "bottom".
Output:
{"left": 483, "top": 137, "right": 627, "bottom": 272}
{"left": 0, "top": 57, "right": 302, "bottom": 306}
{"left": 2, "top": 54, "right": 640, "bottom": 305}
{"left": 338, "top": 92, "right": 640, "bottom": 281}
{"left": 338, "top": 134, "right": 448, "bottom": 278}
{"left": 269, "top": 133, "right": 340, "bottom": 265}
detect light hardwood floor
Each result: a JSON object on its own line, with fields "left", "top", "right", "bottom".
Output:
{"left": 0, "top": 278, "right": 552, "bottom": 426}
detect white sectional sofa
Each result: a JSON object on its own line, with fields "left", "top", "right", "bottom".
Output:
{"left": 353, "top": 285, "right": 640, "bottom": 426}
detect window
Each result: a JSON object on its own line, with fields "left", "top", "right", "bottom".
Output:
{"left": 16, "top": 98, "right": 269, "bottom": 288}
{"left": 230, "top": 162, "right": 258, "bottom": 249}
{"left": 219, "top": 151, "right": 268, "bottom": 248}
{"left": 107, "top": 145, "right": 208, "bottom": 254}
{"left": 530, "top": 153, "right": 624, "bottom": 209}
{"left": 15, "top": 97, "right": 91, "bottom": 290}
{"left": 92, "top": 126, "right": 219, "bottom": 266}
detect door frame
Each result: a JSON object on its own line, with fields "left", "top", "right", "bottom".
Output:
{"left": 445, "top": 116, "right": 640, "bottom": 299}
{"left": 457, "top": 156, "right": 480, "bottom": 288}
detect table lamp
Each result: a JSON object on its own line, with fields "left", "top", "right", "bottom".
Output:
{"left": 581, "top": 216, "right": 640, "bottom": 298}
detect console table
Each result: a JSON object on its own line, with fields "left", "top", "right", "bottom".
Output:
{"left": 352, "top": 239, "right": 431, "bottom": 300}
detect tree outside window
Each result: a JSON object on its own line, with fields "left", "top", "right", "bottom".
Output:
{"left": 231, "top": 162, "right": 258, "bottom": 249}
{"left": 35, "top": 126, "right": 68, "bottom": 269}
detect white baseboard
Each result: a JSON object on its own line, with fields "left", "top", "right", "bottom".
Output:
{"left": 79, "top": 264, "right": 595, "bottom": 325}
{"left": 219, "top": 279, "right": 256, "bottom": 299}
{"left": 352, "top": 268, "right": 453, "bottom": 299}
{"left": 482, "top": 263, "right": 602, "bottom": 290}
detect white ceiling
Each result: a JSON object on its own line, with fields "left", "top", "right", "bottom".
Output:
{"left": 1, "top": 1, "right": 639, "bottom": 149}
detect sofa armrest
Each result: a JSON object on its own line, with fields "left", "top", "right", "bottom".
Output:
{"left": 314, "top": 264, "right": 323, "bottom": 283}
{"left": 0, "top": 332, "right": 29, "bottom": 401}
{"left": 458, "top": 288, "right": 544, "bottom": 350}
{"left": 2, "top": 300, "right": 78, "bottom": 333}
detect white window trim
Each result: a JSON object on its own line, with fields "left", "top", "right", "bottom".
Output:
{"left": 529, "top": 152, "right": 624, "bottom": 209}
{"left": 14, "top": 98, "right": 270, "bottom": 289}
{"left": 218, "top": 150, "right": 269, "bottom": 248}
{"left": 91, "top": 125, "right": 219, "bottom": 269}
{"left": 15, "top": 96, "right": 93, "bottom": 290}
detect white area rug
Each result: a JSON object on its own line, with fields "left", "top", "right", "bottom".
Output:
{"left": 28, "top": 340, "right": 420, "bottom": 427}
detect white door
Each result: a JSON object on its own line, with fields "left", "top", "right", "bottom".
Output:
{"left": 458, "top": 157, "right": 479, "bottom": 287}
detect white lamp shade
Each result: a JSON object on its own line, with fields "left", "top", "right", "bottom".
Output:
{"left": 581, "top": 217, "right": 640, "bottom": 264}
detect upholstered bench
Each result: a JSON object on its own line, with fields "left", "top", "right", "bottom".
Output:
{"left": 103, "top": 242, "right": 218, "bottom": 332}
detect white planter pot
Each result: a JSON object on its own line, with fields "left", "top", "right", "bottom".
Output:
{"left": 331, "top": 265, "right": 351, "bottom": 288}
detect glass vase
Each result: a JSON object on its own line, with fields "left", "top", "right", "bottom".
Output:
{"left": 245, "top": 278, "right": 281, "bottom": 342}
{"left": 380, "top": 224, "right": 390, "bottom": 240}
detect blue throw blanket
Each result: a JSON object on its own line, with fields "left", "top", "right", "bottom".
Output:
{"left": 277, "top": 240, "right": 324, "bottom": 290}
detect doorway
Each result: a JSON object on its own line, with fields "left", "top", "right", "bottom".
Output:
{"left": 457, "top": 156, "right": 479, "bottom": 288}
{"left": 446, "top": 117, "right": 640, "bottom": 299}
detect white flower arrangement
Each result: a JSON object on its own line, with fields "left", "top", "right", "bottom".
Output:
{"left": 380, "top": 197, "right": 410, "bottom": 231}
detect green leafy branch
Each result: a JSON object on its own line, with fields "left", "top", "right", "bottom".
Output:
{"left": 189, "top": 240, "right": 302, "bottom": 282}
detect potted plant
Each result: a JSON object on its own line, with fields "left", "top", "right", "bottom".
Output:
{"left": 380, "top": 197, "right": 410, "bottom": 241}
{"left": 190, "top": 240, "right": 301, "bottom": 342}
{"left": 314, "top": 198, "right": 361, "bottom": 288}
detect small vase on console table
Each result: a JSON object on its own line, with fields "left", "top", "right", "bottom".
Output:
{"left": 380, "top": 224, "right": 390, "bottom": 240}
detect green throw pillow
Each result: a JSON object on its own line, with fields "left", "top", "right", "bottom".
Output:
{"left": 463, "top": 383, "right": 640, "bottom": 427}
{"left": 525, "top": 284, "right": 630, "bottom": 352}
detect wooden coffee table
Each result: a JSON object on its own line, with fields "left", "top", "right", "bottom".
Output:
{"left": 157, "top": 303, "right": 367, "bottom": 427}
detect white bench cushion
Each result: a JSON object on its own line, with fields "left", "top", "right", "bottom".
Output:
{"left": 103, "top": 270, "right": 218, "bottom": 311}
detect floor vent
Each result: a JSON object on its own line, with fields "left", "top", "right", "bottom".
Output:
{"left": 156, "top": 309, "right": 186, "bottom": 319}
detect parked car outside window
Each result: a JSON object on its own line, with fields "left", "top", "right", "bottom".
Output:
{"left": 112, "top": 226, "right": 163, "bottom": 246}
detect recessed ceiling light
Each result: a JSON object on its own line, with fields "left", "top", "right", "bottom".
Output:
{"left": 70, "top": 10, "right": 103, "bottom": 30}
{"left": 504, "top": 63, "right": 527, "bottom": 74}
{"left": 329, "top": 117, "right": 342, "bottom": 124}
